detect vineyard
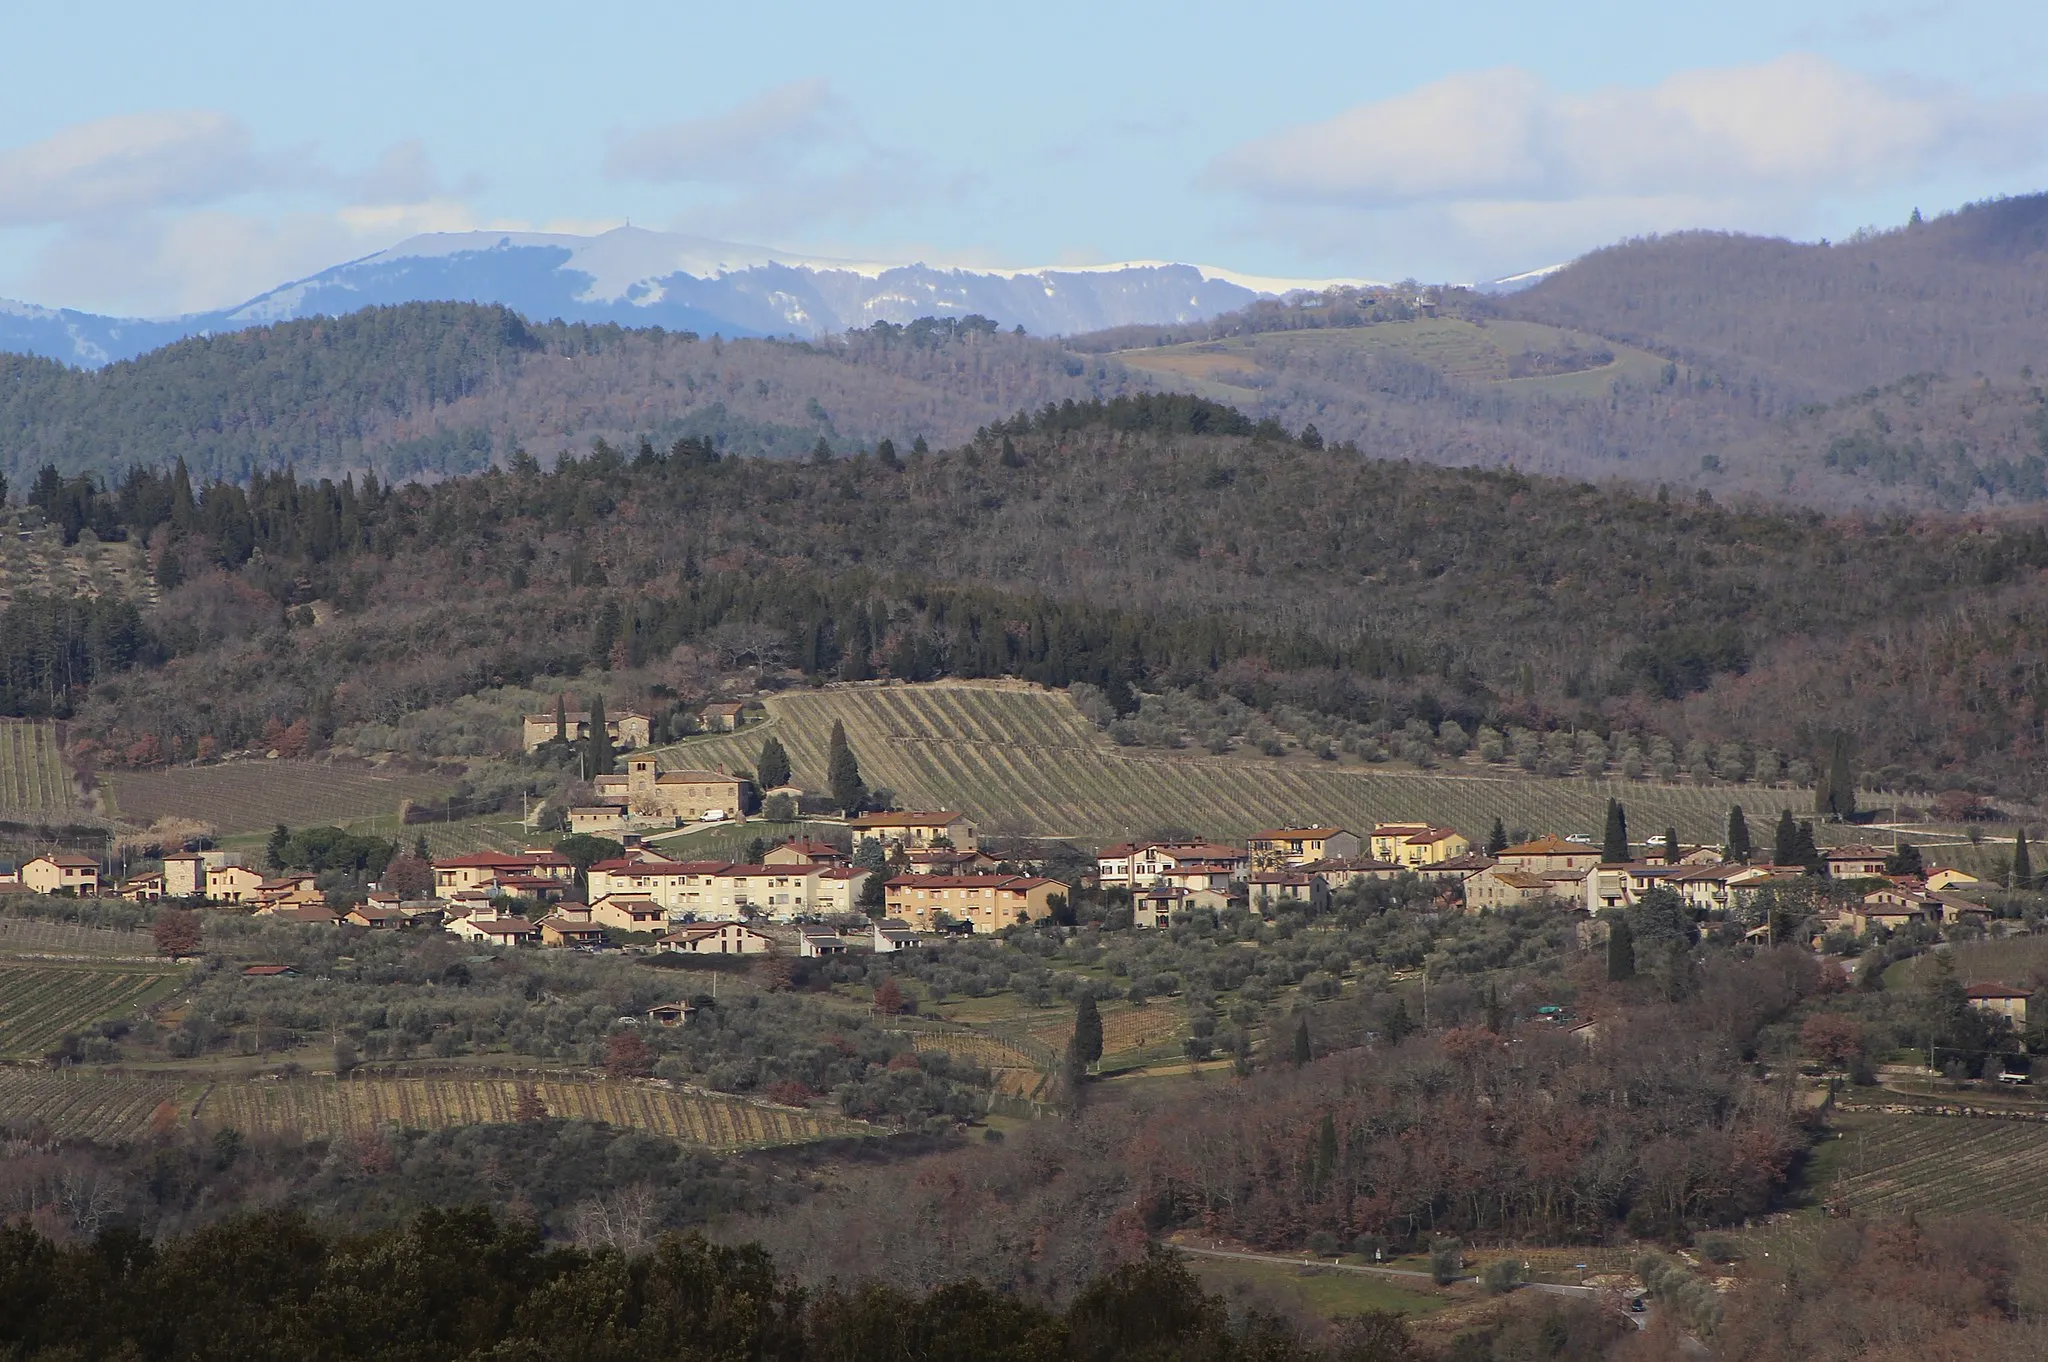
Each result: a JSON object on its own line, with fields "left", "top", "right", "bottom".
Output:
{"left": 0, "top": 918, "right": 155, "bottom": 958}
{"left": 0, "top": 1069, "right": 189, "bottom": 1141}
{"left": 192, "top": 1076, "right": 871, "bottom": 1148}
{"left": 657, "top": 682, "right": 1815, "bottom": 844}
{"left": 0, "top": 963, "right": 183, "bottom": 1058}
{"left": 1028, "top": 1001, "right": 1186, "bottom": 1060}
{"left": 1823, "top": 1114, "right": 2048, "bottom": 1222}
{"left": 102, "top": 760, "right": 459, "bottom": 834}
{"left": 910, "top": 1031, "right": 1051, "bottom": 1099}
{"left": 0, "top": 720, "right": 87, "bottom": 823}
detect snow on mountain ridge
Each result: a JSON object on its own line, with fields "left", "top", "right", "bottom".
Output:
{"left": 0, "top": 227, "right": 1386, "bottom": 368}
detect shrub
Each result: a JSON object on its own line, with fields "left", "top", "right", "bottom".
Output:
{"left": 1430, "top": 1239, "right": 1464, "bottom": 1285}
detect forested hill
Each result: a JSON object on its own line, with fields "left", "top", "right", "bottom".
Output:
{"left": 1507, "top": 192, "right": 2048, "bottom": 397}
{"left": 8, "top": 192, "right": 2048, "bottom": 514}
{"left": 0, "top": 306, "right": 1141, "bottom": 488}
{"left": 16, "top": 397, "right": 2048, "bottom": 800}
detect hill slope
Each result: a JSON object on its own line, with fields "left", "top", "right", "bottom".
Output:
{"left": 664, "top": 682, "right": 1816, "bottom": 844}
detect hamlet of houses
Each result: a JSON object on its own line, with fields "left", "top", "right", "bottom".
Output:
{"left": 11, "top": 801, "right": 2013, "bottom": 1015}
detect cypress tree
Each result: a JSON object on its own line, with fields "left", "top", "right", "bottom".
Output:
{"left": 1774, "top": 808, "right": 1800, "bottom": 867}
{"left": 586, "top": 694, "right": 613, "bottom": 778}
{"left": 1664, "top": 826, "right": 1681, "bottom": 865}
{"left": 1293, "top": 1016, "right": 1312, "bottom": 1067}
{"left": 1827, "top": 734, "right": 1857, "bottom": 820}
{"left": 2014, "top": 828, "right": 2034, "bottom": 890}
{"left": 1727, "top": 805, "right": 1751, "bottom": 863}
{"left": 1484, "top": 984, "right": 1503, "bottom": 1034}
{"left": 1487, "top": 817, "right": 1508, "bottom": 855}
{"left": 756, "top": 736, "right": 791, "bottom": 791}
{"left": 1793, "top": 820, "right": 1821, "bottom": 873}
{"left": 827, "top": 720, "right": 866, "bottom": 814}
{"left": 554, "top": 694, "right": 567, "bottom": 745}
{"left": 1314, "top": 1112, "right": 1338, "bottom": 1198}
{"left": 1072, "top": 994, "right": 1103, "bottom": 1070}
{"left": 1607, "top": 916, "right": 1636, "bottom": 981}
{"left": 1601, "top": 799, "right": 1630, "bottom": 864}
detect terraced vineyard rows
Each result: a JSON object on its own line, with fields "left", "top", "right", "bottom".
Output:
{"left": 0, "top": 964, "right": 183, "bottom": 1058}
{"left": 910, "top": 1032, "right": 1050, "bottom": 1099}
{"left": 104, "top": 761, "right": 459, "bottom": 834}
{"left": 1826, "top": 1115, "right": 2048, "bottom": 1221}
{"left": 195, "top": 1076, "right": 870, "bottom": 1148}
{"left": 0, "top": 1070, "right": 189, "bottom": 1141}
{"left": 0, "top": 720, "right": 84, "bottom": 822}
{"left": 658, "top": 682, "right": 1817, "bottom": 844}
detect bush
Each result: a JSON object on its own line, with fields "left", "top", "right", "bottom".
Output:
{"left": 1695, "top": 1233, "right": 1744, "bottom": 1265}
{"left": 1430, "top": 1239, "right": 1464, "bottom": 1285}
{"left": 1307, "top": 1230, "right": 1338, "bottom": 1257}
{"left": 1482, "top": 1258, "right": 1523, "bottom": 1295}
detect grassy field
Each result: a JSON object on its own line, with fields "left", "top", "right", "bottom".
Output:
{"left": 654, "top": 681, "right": 1816, "bottom": 845}
{"left": 1819, "top": 1113, "right": 2048, "bottom": 1222}
{"left": 0, "top": 962, "right": 184, "bottom": 1058}
{"left": 647, "top": 819, "right": 850, "bottom": 860}
{"left": 1114, "top": 319, "right": 1669, "bottom": 403}
{"left": 102, "top": 759, "right": 459, "bottom": 834}
{"left": 1183, "top": 1255, "right": 1446, "bottom": 1320}
{"left": 0, "top": 720, "right": 85, "bottom": 823}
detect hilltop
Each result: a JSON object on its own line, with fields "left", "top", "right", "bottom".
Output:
{"left": 3, "top": 194, "right": 2047, "bottom": 510}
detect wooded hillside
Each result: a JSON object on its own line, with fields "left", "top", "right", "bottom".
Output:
{"left": 4, "top": 193, "right": 2047, "bottom": 511}
{"left": 12, "top": 402, "right": 2045, "bottom": 800}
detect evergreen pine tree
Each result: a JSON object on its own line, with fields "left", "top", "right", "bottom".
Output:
{"left": 1601, "top": 799, "right": 1630, "bottom": 864}
{"left": 1293, "top": 1016, "right": 1312, "bottom": 1067}
{"left": 1607, "top": 916, "right": 1636, "bottom": 981}
{"left": 266, "top": 823, "right": 291, "bottom": 872}
{"left": 586, "top": 694, "right": 613, "bottom": 778}
{"left": 1664, "top": 826, "right": 1681, "bottom": 865}
{"left": 1774, "top": 808, "right": 1800, "bottom": 867}
{"left": 827, "top": 720, "right": 866, "bottom": 813}
{"left": 413, "top": 834, "right": 430, "bottom": 862}
{"left": 1727, "top": 805, "right": 1751, "bottom": 863}
{"left": 1484, "top": 984, "right": 1503, "bottom": 1034}
{"left": 1487, "top": 817, "right": 1508, "bottom": 855}
{"left": 2014, "top": 828, "right": 2034, "bottom": 890}
{"left": 756, "top": 736, "right": 791, "bottom": 791}
{"left": 1071, "top": 994, "right": 1103, "bottom": 1071}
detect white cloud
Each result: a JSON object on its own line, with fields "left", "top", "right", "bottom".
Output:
{"left": 0, "top": 110, "right": 288, "bottom": 227}
{"left": 26, "top": 201, "right": 489, "bottom": 317}
{"left": 1213, "top": 54, "right": 2047, "bottom": 210}
{"left": 604, "top": 79, "right": 836, "bottom": 184}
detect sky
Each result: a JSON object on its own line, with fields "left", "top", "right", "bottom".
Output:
{"left": 2, "top": 0, "right": 2045, "bottom": 317}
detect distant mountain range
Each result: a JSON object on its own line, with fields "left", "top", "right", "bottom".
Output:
{"left": 0, "top": 227, "right": 1372, "bottom": 368}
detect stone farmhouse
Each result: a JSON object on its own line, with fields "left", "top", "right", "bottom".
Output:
{"left": 520, "top": 707, "right": 652, "bottom": 753}
{"left": 592, "top": 756, "right": 745, "bottom": 823}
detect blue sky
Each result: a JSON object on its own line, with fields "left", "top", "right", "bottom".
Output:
{"left": 2, "top": 0, "right": 2044, "bottom": 316}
